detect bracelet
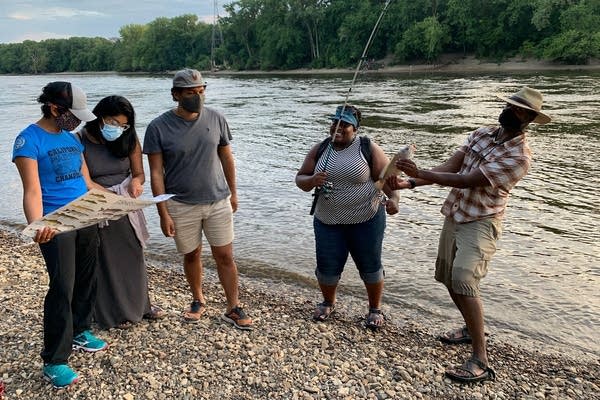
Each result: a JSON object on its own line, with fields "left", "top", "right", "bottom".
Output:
{"left": 408, "top": 178, "right": 417, "bottom": 189}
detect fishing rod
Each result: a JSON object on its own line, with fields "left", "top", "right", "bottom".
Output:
{"left": 310, "top": 0, "right": 394, "bottom": 215}
{"left": 340, "top": 0, "right": 393, "bottom": 112}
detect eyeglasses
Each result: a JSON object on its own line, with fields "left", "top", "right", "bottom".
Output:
{"left": 102, "top": 117, "right": 130, "bottom": 131}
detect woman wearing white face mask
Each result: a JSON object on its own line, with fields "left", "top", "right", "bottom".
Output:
{"left": 78, "top": 95, "right": 164, "bottom": 330}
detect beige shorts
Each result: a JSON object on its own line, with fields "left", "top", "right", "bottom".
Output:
{"left": 435, "top": 217, "right": 502, "bottom": 297}
{"left": 166, "top": 197, "right": 234, "bottom": 254}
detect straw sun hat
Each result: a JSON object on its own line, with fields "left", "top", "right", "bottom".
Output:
{"left": 496, "top": 86, "right": 551, "bottom": 124}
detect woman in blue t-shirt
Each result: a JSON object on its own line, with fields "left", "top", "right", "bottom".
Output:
{"left": 12, "top": 82, "right": 109, "bottom": 389}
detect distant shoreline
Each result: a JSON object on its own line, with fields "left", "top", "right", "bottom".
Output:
{"left": 208, "top": 56, "right": 600, "bottom": 75}
{"left": 2, "top": 56, "right": 599, "bottom": 77}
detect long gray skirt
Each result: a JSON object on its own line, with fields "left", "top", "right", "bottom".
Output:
{"left": 93, "top": 215, "right": 151, "bottom": 329}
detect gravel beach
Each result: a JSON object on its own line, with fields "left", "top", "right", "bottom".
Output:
{"left": 0, "top": 229, "right": 598, "bottom": 399}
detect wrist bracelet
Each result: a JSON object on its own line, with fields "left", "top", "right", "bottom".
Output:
{"left": 408, "top": 178, "right": 417, "bottom": 189}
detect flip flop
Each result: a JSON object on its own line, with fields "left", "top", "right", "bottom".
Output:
{"left": 445, "top": 357, "right": 496, "bottom": 383}
{"left": 183, "top": 300, "right": 206, "bottom": 323}
{"left": 312, "top": 302, "right": 335, "bottom": 321}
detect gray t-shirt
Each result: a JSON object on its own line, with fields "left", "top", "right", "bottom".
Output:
{"left": 143, "top": 107, "right": 232, "bottom": 204}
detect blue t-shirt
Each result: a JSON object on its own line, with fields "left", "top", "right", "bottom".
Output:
{"left": 12, "top": 124, "right": 88, "bottom": 215}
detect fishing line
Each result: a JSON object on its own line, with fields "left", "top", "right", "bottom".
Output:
{"left": 339, "top": 0, "right": 393, "bottom": 113}
{"left": 310, "top": 0, "right": 394, "bottom": 215}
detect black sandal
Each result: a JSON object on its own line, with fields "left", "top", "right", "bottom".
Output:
{"left": 143, "top": 305, "right": 166, "bottom": 320}
{"left": 312, "top": 302, "right": 335, "bottom": 321}
{"left": 365, "top": 308, "right": 385, "bottom": 330}
{"left": 438, "top": 326, "right": 490, "bottom": 345}
{"left": 445, "top": 357, "right": 496, "bottom": 383}
{"left": 439, "top": 326, "right": 472, "bottom": 344}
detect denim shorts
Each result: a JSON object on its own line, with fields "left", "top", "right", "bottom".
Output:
{"left": 314, "top": 206, "right": 385, "bottom": 285}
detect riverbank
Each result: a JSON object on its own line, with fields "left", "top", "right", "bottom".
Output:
{"left": 0, "top": 229, "right": 598, "bottom": 399}
{"left": 3, "top": 56, "right": 598, "bottom": 78}
{"left": 206, "top": 55, "right": 600, "bottom": 76}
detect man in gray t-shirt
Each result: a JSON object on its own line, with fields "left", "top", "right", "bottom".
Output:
{"left": 143, "top": 68, "right": 252, "bottom": 330}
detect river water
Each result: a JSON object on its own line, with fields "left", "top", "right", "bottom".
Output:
{"left": 1, "top": 72, "right": 598, "bottom": 359}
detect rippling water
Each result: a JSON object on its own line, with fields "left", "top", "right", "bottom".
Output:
{"left": 1, "top": 72, "right": 598, "bottom": 358}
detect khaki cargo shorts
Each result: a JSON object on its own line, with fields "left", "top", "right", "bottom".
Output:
{"left": 435, "top": 217, "right": 502, "bottom": 297}
{"left": 166, "top": 197, "right": 234, "bottom": 254}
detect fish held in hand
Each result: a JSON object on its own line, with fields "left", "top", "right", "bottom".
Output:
{"left": 374, "top": 144, "right": 416, "bottom": 190}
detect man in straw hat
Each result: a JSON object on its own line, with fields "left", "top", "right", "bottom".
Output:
{"left": 387, "top": 86, "right": 551, "bottom": 383}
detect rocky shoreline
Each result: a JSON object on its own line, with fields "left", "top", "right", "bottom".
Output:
{"left": 0, "top": 228, "right": 598, "bottom": 399}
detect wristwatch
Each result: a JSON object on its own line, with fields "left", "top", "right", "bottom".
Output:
{"left": 408, "top": 178, "right": 417, "bottom": 189}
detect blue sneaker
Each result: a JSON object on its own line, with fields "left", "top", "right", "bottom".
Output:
{"left": 43, "top": 364, "right": 79, "bottom": 388}
{"left": 72, "top": 330, "right": 108, "bottom": 352}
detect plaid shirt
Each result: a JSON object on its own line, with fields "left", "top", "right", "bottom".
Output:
{"left": 441, "top": 126, "right": 532, "bottom": 223}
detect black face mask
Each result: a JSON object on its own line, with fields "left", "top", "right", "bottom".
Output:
{"left": 180, "top": 93, "right": 204, "bottom": 113}
{"left": 55, "top": 111, "right": 81, "bottom": 131}
{"left": 498, "top": 108, "right": 522, "bottom": 130}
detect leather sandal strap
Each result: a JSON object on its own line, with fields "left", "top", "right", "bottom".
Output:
{"left": 467, "top": 357, "right": 487, "bottom": 370}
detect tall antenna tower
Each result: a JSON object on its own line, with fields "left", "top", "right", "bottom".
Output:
{"left": 210, "top": 0, "right": 224, "bottom": 71}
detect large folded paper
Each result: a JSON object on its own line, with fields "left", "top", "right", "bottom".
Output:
{"left": 22, "top": 189, "right": 174, "bottom": 238}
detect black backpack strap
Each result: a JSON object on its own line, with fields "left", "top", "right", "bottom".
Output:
{"left": 315, "top": 137, "right": 332, "bottom": 162}
{"left": 316, "top": 136, "right": 372, "bottom": 167}
{"left": 359, "top": 136, "right": 372, "bottom": 168}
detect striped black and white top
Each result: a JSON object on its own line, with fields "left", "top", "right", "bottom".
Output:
{"left": 314, "top": 136, "right": 381, "bottom": 225}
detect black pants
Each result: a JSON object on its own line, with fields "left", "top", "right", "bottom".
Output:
{"left": 39, "top": 225, "right": 99, "bottom": 364}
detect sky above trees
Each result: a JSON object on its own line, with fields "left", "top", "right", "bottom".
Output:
{"left": 0, "top": 0, "right": 225, "bottom": 43}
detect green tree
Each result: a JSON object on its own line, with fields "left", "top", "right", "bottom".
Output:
{"left": 0, "top": 44, "right": 20, "bottom": 73}
{"left": 537, "top": 0, "right": 600, "bottom": 63}
{"left": 20, "top": 41, "right": 48, "bottom": 74}
{"left": 253, "top": 0, "right": 309, "bottom": 69}
{"left": 132, "top": 15, "right": 206, "bottom": 72}
{"left": 395, "top": 16, "right": 449, "bottom": 62}
{"left": 115, "top": 24, "right": 146, "bottom": 71}
{"left": 288, "top": 0, "right": 329, "bottom": 66}
{"left": 221, "top": 0, "right": 262, "bottom": 69}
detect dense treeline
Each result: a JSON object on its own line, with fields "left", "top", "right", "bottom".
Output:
{"left": 0, "top": 0, "right": 598, "bottom": 74}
